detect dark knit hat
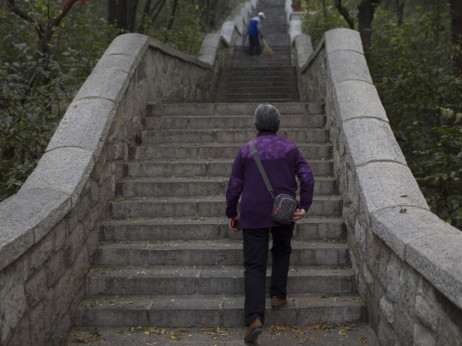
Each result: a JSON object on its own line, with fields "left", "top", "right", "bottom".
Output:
{"left": 253, "top": 104, "right": 280, "bottom": 132}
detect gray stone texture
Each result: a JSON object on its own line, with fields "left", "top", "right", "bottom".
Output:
{"left": 357, "top": 162, "right": 428, "bottom": 213}
{"left": 328, "top": 50, "right": 373, "bottom": 85}
{"left": 289, "top": 18, "right": 302, "bottom": 44}
{"left": 293, "top": 34, "right": 313, "bottom": 69}
{"left": 21, "top": 147, "right": 95, "bottom": 205}
{"left": 296, "top": 24, "right": 462, "bottom": 345}
{"left": 342, "top": 118, "right": 406, "bottom": 167}
{"left": 324, "top": 28, "right": 364, "bottom": 55}
{"left": 46, "top": 98, "right": 116, "bottom": 157}
{"left": 333, "top": 81, "right": 389, "bottom": 122}
{"left": 0, "top": 8, "right": 241, "bottom": 343}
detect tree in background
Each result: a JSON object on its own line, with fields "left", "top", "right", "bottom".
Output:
{"left": 450, "top": 0, "right": 462, "bottom": 71}
{"left": 0, "top": 0, "right": 246, "bottom": 201}
{"left": 0, "top": 1, "right": 113, "bottom": 200}
{"left": 302, "top": 0, "right": 462, "bottom": 229}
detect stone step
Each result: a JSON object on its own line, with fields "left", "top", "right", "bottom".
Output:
{"left": 141, "top": 128, "right": 328, "bottom": 144}
{"left": 230, "top": 58, "right": 292, "bottom": 65}
{"left": 148, "top": 102, "right": 322, "bottom": 116}
{"left": 116, "top": 177, "right": 337, "bottom": 198}
{"left": 124, "top": 158, "right": 333, "bottom": 178}
{"left": 143, "top": 114, "right": 326, "bottom": 130}
{"left": 86, "top": 265, "right": 355, "bottom": 296}
{"left": 220, "top": 93, "right": 298, "bottom": 100}
{"left": 219, "top": 86, "right": 296, "bottom": 94}
{"left": 101, "top": 217, "right": 345, "bottom": 242}
{"left": 220, "top": 71, "right": 296, "bottom": 79}
{"left": 129, "top": 143, "right": 332, "bottom": 160}
{"left": 94, "top": 240, "right": 349, "bottom": 267}
{"left": 223, "top": 65, "right": 294, "bottom": 71}
{"left": 109, "top": 196, "right": 342, "bottom": 219}
{"left": 218, "top": 80, "right": 298, "bottom": 88}
{"left": 75, "top": 294, "right": 366, "bottom": 328}
{"left": 219, "top": 98, "right": 301, "bottom": 103}
{"left": 68, "top": 323, "right": 379, "bottom": 345}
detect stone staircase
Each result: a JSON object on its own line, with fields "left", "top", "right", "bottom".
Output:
{"left": 73, "top": 102, "right": 367, "bottom": 333}
{"left": 69, "top": 1, "right": 374, "bottom": 344}
{"left": 216, "top": 3, "right": 299, "bottom": 102}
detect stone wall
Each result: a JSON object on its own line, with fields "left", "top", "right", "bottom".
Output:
{"left": 0, "top": 0, "right": 254, "bottom": 341}
{"left": 293, "top": 27, "right": 462, "bottom": 345}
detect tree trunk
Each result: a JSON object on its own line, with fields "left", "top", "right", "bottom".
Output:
{"left": 166, "top": 0, "right": 179, "bottom": 31}
{"left": 117, "top": 0, "right": 128, "bottom": 31}
{"left": 358, "top": 0, "right": 381, "bottom": 59}
{"left": 208, "top": 0, "right": 218, "bottom": 29}
{"left": 321, "top": 0, "right": 328, "bottom": 18}
{"left": 139, "top": 0, "right": 153, "bottom": 32}
{"left": 334, "top": 0, "right": 355, "bottom": 29}
{"left": 395, "top": 0, "right": 404, "bottom": 26}
{"left": 127, "top": 0, "right": 139, "bottom": 32}
{"left": 108, "top": 0, "right": 117, "bottom": 25}
{"left": 450, "top": 0, "right": 462, "bottom": 71}
{"left": 151, "top": 0, "right": 167, "bottom": 27}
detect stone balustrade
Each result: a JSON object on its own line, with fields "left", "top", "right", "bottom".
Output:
{"left": 0, "top": 1, "right": 257, "bottom": 343}
{"left": 291, "top": 21, "right": 462, "bottom": 345}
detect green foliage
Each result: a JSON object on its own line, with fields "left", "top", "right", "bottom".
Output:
{"left": 0, "top": 0, "right": 246, "bottom": 201}
{"left": 302, "top": 1, "right": 462, "bottom": 229}
{"left": 151, "top": 2, "right": 204, "bottom": 55}
{"left": 0, "top": 2, "right": 115, "bottom": 201}
{"left": 301, "top": 0, "right": 352, "bottom": 46}
{"left": 369, "top": 5, "right": 462, "bottom": 229}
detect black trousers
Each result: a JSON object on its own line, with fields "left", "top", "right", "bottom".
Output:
{"left": 248, "top": 35, "right": 261, "bottom": 56}
{"left": 243, "top": 224, "right": 294, "bottom": 326}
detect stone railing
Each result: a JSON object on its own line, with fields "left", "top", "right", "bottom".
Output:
{"left": 0, "top": 1, "right": 258, "bottom": 343}
{"left": 292, "top": 25, "right": 462, "bottom": 344}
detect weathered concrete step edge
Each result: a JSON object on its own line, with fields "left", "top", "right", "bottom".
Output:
{"left": 140, "top": 128, "right": 328, "bottom": 144}
{"left": 129, "top": 143, "right": 332, "bottom": 160}
{"left": 93, "top": 240, "right": 349, "bottom": 266}
{"left": 218, "top": 82, "right": 298, "bottom": 89}
{"left": 86, "top": 265, "right": 355, "bottom": 296}
{"left": 75, "top": 294, "right": 366, "bottom": 328}
{"left": 116, "top": 177, "right": 337, "bottom": 198}
{"left": 220, "top": 84, "right": 297, "bottom": 90}
{"left": 100, "top": 217, "right": 346, "bottom": 242}
{"left": 220, "top": 99, "right": 301, "bottom": 103}
{"left": 220, "top": 74, "right": 296, "bottom": 79}
{"left": 108, "top": 196, "right": 342, "bottom": 219}
{"left": 148, "top": 102, "right": 323, "bottom": 116}
{"left": 123, "top": 159, "right": 333, "bottom": 178}
{"left": 68, "top": 324, "right": 379, "bottom": 346}
{"left": 218, "top": 93, "right": 299, "bottom": 99}
{"left": 143, "top": 115, "right": 326, "bottom": 131}
{"left": 222, "top": 66, "right": 295, "bottom": 71}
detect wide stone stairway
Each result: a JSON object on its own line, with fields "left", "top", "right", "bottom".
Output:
{"left": 69, "top": 2, "right": 378, "bottom": 345}
{"left": 216, "top": 3, "right": 298, "bottom": 102}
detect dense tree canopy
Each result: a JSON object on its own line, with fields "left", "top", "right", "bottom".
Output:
{"left": 1, "top": 0, "right": 461, "bottom": 230}
{"left": 303, "top": 0, "right": 462, "bottom": 229}
{"left": 0, "top": 0, "right": 244, "bottom": 201}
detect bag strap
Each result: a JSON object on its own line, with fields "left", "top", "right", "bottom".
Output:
{"left": 249, "top": 140, "right": 275, "bottom": 199}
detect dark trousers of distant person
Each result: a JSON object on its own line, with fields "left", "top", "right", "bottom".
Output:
{"left": 248, "top": 35, "right": 261, "bottom": 56}
{"left": 243, "top": 224, "right": 294, "bottom": 326}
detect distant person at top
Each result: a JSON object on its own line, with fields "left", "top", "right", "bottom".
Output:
{"left": 247, "top": 12, "right": 265, "bottom": 56}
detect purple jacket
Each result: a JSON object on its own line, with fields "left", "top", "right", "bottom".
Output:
{"left": 226, "top": 132, "right": 314, "bottom": 229}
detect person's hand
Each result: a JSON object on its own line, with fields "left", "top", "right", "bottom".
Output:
{"left": 228, "top": 218, "right": 241, "bottom": 231}
{"left": 293, "top": 209, "right": 306, "bottom": 222}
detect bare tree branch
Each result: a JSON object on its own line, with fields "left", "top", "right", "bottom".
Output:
{"left": 7, "top": 0, "right": 36, "bottom": 25}
{"left": 334, "top": 0, "right": 355, "bottom": 29}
